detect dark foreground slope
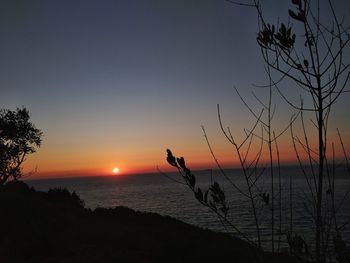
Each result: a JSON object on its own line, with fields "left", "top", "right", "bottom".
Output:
{"left": 0, "top": 181, "right": 301, "bottom": 263}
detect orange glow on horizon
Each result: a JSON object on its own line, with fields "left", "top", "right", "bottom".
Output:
{"left": 21, "top": 129, "right": 350, "bottom": 180}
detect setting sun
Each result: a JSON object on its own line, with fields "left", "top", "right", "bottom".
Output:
{"left": 112, "top": 167, "right": 120, "bottom": 174}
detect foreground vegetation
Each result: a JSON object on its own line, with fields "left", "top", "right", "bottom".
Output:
{"left": 0, "top": 181, "right": 310, "bottom": 263}
{"left": 166, "top": 0, "right": 350, "bottom": 262}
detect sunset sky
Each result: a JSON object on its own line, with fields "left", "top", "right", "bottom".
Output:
{"left": 1, "top": 0, "right": 349, "bottom": 178}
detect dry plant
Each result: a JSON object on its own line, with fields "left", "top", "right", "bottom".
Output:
{"left": 165, "top": 0, "right": 350, "bottom": 262}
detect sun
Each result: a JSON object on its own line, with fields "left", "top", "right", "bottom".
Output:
{"left": 112, "top": 167, "right": 120, "bottom": 174}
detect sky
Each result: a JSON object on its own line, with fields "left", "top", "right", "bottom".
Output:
{"left": 1, "top": 0, "right": 349, "bottom": 178}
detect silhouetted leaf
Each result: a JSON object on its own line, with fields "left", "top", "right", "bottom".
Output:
{"left": 166, "top": 149, "right": 178, "bottom": 168}
{"left": 184, "top": 167, "right": 191, "bottom": 175}
{"left": 292, "top": 0, "right": 302, "bottom": 8}
{"left": 176, "top": 157, "right": 186, "bottom": 169}
{"left": 288, "top": 9, "right": 306, "bottom": 22}
{"left": 186, "top": 172, "right": 196, "bottom": 188}
{"left": 288, "top": 10, "right": 298, "bottom": 19}
{"left": 274, "top": 23, "right": 295, "bottom": 50}
{"left": 257, "top": 24, "right": 275, "bottom": 48}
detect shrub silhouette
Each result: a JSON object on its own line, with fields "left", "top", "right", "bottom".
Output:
{"left": 46, "top": 188, "right": 85, "bottom": 210}
{"left": 0, "top": 181, "right": 271, "bottom": 263}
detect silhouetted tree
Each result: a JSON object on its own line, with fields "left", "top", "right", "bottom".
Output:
{"left": 0, "top": 107, "right": 42, "bottom": 185}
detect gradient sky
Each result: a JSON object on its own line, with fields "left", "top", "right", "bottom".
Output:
{"left": 1, "top": 0, "right": 349, "bottom": 178}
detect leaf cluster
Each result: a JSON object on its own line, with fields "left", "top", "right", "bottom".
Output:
{"left": 257, "top": 0, "right": 310, "bottom": 52}
{"left": 257, "top": 23, "right": 296, "bottom": 51}
{"left": 166, "top": 149, "right": 229, "bottom": 218}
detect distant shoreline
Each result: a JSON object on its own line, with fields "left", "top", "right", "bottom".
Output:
{"left": 24, "top": 164, "right": 350, "bottom": 181}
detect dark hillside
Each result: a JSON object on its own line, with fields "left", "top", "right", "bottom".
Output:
{"left": 0, "top": 181, "right": 303, "bottom": 263}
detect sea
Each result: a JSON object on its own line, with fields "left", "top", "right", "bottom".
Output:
{"left": 26, "top": 166, "right": 350, "bottom": 251}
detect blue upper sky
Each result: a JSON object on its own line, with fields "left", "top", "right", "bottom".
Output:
{"left": 1, "top": 0, "right": 349, "bottom": 175}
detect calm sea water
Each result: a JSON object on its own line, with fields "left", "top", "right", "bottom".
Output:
{"left": 26, "top": 166, "right": 350, "bottom": 249}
